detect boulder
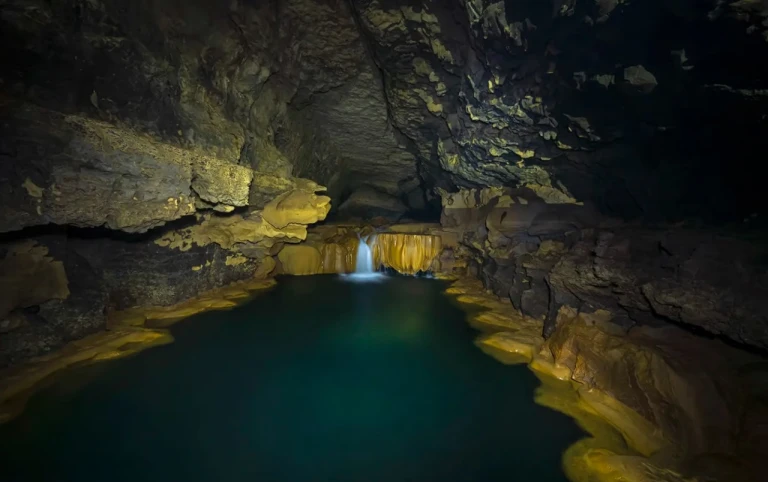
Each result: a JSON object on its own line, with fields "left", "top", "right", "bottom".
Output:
{"left": 337, "top": 188, "right": 408, "bottom": 220}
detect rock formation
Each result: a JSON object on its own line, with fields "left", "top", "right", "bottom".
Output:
{"left": 278, "top": 226, "right": 444, "bottom": 276}
{"left": 2, "top": 0, "right": 768, "bottom": 481}
{"left": 438, "top": 187, "right": 768, "bottom": 481}
{"left": 437, "top": 187, "right": 768, "bottom": 349}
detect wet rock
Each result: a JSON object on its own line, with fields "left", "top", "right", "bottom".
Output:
{"left": 371, "top": 233, "right": 442, "bottom": 274}
{"left": 545, "top": 315, "right": 759, "bottom": 462}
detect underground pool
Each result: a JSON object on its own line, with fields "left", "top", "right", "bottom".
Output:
{"left": 0, "top": 275, "right": 586, "bottom": 482}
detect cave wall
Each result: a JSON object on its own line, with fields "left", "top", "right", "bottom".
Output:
{"left": 439, "top": 187, "right": 768, "bottom": 350}
{"left": 2, "top": 0, "right": 768, "bottom": 364}
{"left": 0, "top": 0, "right": 411, "bottom": 365}
{"left": 349, "top": 0, "right": 768, "bottom": 222}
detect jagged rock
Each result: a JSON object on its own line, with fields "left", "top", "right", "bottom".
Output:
{"left": 0, "top": 104, "right": 253, "bottom": 233}
{"left": 548, "top": 229, "right": 768, "bottom": 349}
{"left": 439, "top": 188, "right": 768, "bottom": 349}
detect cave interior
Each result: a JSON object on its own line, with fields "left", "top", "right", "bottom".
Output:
{"left": 1, "top": 0, "right": 768, "bottom": 481}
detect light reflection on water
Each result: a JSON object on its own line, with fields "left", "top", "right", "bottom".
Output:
{"left": 0, "top": 275, "right": 585, "bottom": 482}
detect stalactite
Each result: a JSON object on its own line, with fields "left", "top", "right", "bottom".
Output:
{"left": 370, "top": 234, "right": 442, "bottom": 275}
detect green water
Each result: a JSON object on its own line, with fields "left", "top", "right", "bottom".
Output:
{"left": 1, "top": 275, "right": 585, "bottom": 482}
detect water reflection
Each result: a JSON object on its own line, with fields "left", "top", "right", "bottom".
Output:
{"left": 0, "top": 276, "right": 585, "bottom": 482}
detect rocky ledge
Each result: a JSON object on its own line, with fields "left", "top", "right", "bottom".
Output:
{"left": 448, "top": 276, "right": 768, "bottom": 482}
{"left": 434, "top": 186, "right": 768, "bottom": 482}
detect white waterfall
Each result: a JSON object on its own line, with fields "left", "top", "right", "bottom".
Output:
{"left": 343, "top": 235, "right": 384, "bottom": 282}
{"left": 355, "top": 236, "right": 375, "bottom": 274}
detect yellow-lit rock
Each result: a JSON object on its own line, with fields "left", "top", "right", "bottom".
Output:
{"left": 109, "top": 277, "right": 277, "bottom": 328}
{"left": 319, "top": 238, "right": 358, "bottom": 274}
{"left": 543, "top": 315, "right": 756, "bottom": 460}
{"left": 262, "top": 188, "right": 331, "bottom": 229}
{"left": 154, "top": 181, "right": 331, "bottom": 254}
{"left": 155, "top": 213, "right": 308, "bottom": 252}
{"left": 301, "top": 226, "right": 451, "bottom": 276}
{"left": 0, "top": 328, "right": 173, "bottom": 423}
{"left": 370, "top": 233, "right": 442, "bottom": 274}
{"left": 278, "top": 245, "right": 323, "bottom": 275}
{"left": 442, "top": 274, "right": 768, "bottom": 481}
{"left": 477, "top": 331, "right": 540, "bottom": 363}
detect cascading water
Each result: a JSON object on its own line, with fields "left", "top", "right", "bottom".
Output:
{"left": 345, "top": 235, "right": 384, "bottom": 281}
{"left": 355, "top": 235, "right": 375, "bottom": 274}
{"left": 342, "top": 232, "right": 440, "bottom": 280}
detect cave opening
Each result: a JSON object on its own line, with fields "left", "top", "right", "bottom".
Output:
{"left": 2, "top": 1, "right": 768, "bottom": 481}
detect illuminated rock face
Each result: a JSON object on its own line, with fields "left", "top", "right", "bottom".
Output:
{"left": 319, "top": 239, "right": 358, "bottom": 274}
{"left": 278, "top": 245, "right": 323, "bottom": 276}
{"left": 370, "top": 234, "right": 442, "bottom": 275}
{"left": 282, "top": 230, "right": 445, "bottom": 276}
{"left": 453, "top": 276, "right": 768, "bottom": 482}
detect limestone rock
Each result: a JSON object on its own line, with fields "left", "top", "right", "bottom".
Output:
{"left": 545, "top": 316, "right": 759, "bottom": 463}
{"left": 318, "top": 239, "right": 360, "bottom": 274}
{"left": 0, "top": 241, "right": 69, "bottom": 319}
{"left": 191, "top": 159, "right": 253, "bottom": 209}
{"left": 301, "top": 226, "right": 451, "bottom": 275}
{"left": 249, "top": 174, "right": 303, "bottom": 209}
{"left": 154, "top": 213, "right": 309, "bottom": 252}
{"left": 302, "top": 59, "right": 420, "bottom": 196}
{"left": 262, "top": 188, "right": 332, "bottom": 230}
{"left": 0, "top": 104, "right": 254, "bottom": 233}
{"left": 337, "top": 188, "right": 409, "bottom": 221}
{"left": 278, "top": 245, "right": 323, "bottom": 275}
{"left": 370, "top": 233, "right": 442, "bottom": 274}
{"left": 440, "top": 186, "right": 768, "bottom": 349}
{"left": 548, "top": 229, "right": 768, "bottom": 349}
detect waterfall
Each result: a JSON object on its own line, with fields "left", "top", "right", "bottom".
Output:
{"left": 343, "top": 235, "right": 384, "bottom": 282}
{"left": 355, "top": 236, "right": 375, "bottom": 274}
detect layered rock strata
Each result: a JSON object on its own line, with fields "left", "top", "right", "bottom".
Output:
{"left": 438, "top": 188, "right": 768, "bottom": 481}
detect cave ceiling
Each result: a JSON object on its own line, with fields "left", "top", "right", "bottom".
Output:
{"left": 1, "top": 0, "right": 767, "bottom": 230}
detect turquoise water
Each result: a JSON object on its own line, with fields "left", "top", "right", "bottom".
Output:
{"left": 0, "top": 275, "right": 585, "bottom": 482}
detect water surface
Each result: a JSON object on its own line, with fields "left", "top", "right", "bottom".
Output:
{"left": 1, "top": 275, "right": 585, "bottom": 482}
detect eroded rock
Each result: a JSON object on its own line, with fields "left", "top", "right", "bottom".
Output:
{"left": 0, "top": 104, "right": 254, "bottom": 233}
{"left": 0, "top": 241, "right": 69, "bottom": 320}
